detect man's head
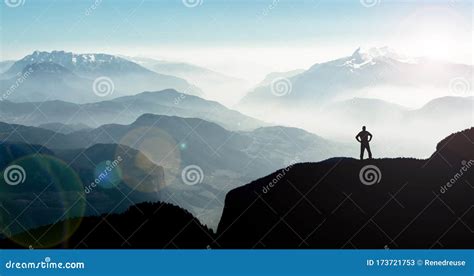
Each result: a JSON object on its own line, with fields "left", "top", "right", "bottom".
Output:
{"left": 362, "top": 126, "right": 366, "bottom": 131}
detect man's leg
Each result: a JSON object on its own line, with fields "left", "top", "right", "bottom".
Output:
{"left": 360, "top": 143, "right": 365, "bottom": 160}
{"left": 366, "top": 144, "right": 372, "bottom": 159}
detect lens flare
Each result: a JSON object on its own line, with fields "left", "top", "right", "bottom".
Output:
{"left": 0, "top": 155, "right": 86, "bottom": 248}
{"left": 118, "top": 127, "right": 179, "bottom": 192}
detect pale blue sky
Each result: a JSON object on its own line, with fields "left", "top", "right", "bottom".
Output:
{"left": 1, "top": 0, "right": 472, "bottom": 79}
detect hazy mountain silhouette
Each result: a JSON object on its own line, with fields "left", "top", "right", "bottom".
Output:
{"left": 216, "top": 128, "right": 474, "bottom": 248}
{"left": 0, "top": 121, "right": 82, "bottom": 148}
{"left": 1, "top": 128, "right": 471, "bottom": 249}
{"left": 122, "top": 56, "right": 249, "bottom": 105}
{"left": 68, "top": 114, "right": 347, "bottom": 228}
{"left": 0, "top": 202, "right": 213, "bottom": 249}
{"left": 0, "top": 114, "right": 343, "bottom": 175}
{"left": 0, "top": 60, "right": 14, "bottom": 74}
{"left": 255, "top": 69, "right": 305, "bottom": 87}
{"left": 0, "top": 51, "right": 202, "bottom": 102}
{"left": 0, "top": 114, "right": 346, "bottom": 229}
{"left": 294, "top": 96, "right": 473, "bottom": 158}
{"left": 409, "top": 96, "right": 473, "bottom": 121}
{"left": 38, "top": 122, "right": 91, "bottom": 134}
{"left": 0, "top": 89, "right": 264, "bottom": 131}
{"left": 238, "top": 47, "right": 473, "bottom": 112}
{"left": 321, "top": 96, "right": 472, "bottom": 129}
{"left": 0, "top": 62, "right": 92, "bottom": 103}
{"left": 0, "top": 142, "right": 165, "bottom": 237}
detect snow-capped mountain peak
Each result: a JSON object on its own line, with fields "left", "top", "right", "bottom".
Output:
{"left": 337, "top": 47, "right": 417, "bottom": 71}
{"left": 4, "top": 50, "right": 149, "bottom": 78}
{"left": 26, "top": 51, "right": 119, "bottom": 66}
{"left": 1, "top": 50, "right": 204, "bottom": 102}
{"left": 349, "top": 46, "right": 415, "bottom": 65}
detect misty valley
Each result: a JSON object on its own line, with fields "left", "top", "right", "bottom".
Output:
{"left": 0, "top": 48, "right": 472, "bottom": 249}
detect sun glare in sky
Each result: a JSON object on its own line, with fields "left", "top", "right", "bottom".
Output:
{"left": 388, "top": 5, "right": 472, "bottom": 63}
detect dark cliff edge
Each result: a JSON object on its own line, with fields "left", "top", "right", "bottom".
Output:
{"left": 216, "top": 128, "right": 474, "bottom": 248}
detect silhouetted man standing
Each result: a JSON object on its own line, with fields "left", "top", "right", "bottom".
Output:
{"left": 356, "top": 126, "right": 372, "bottom": 160}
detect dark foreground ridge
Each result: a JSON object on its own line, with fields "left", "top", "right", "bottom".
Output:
{"left": 216, "top": 128, "right": 474, "bottom": 249}
{"left": 0, "top": 202, "right": 213, "bottom": 249}
{"left": 1, "top": 128, "right": 472, "bottom": 249}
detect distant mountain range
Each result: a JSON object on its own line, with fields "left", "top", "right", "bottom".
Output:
{"left": 0, "top": 51, "right": 202, "bottom": 103}
{"left": 0, "top": 89, "right": 264, "bottom": 131}
{"left": 238, "top": 47, "right": 473, "bottom": 112}
{"left": 123, "top": 56, "right": 250, "bottom": 105}
{"left": 0, "top": 47, "right": 471, "bottom": 249}
{"left": 0, "top": 142, "right": 165, "bottom": 238}
{"left": 313, "top": 96, "right": 473, "bottom": 157}
{"left": 2, "top": 127, "right": 472, "bottom": 249}
{"left": 0, "top": 60, "right": 15, "bottom": 74}
{"left": 38, "top": 122, "right": 91, "bottom": 134}
{"left": 319, "top": 96, "right": 473, "bottom": 131}
{"left": 255, "top": 69, "right": 305, "bottom": 87}
{"left": 0, "top": 113, "right": 347, "bottom": 228}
